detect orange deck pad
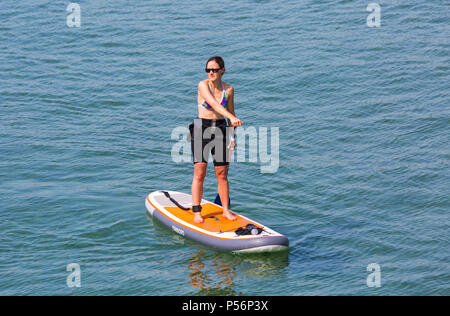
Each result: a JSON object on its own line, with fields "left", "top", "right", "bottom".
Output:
{"left": 164, "top": 203, "right": 258, "bottom": 233}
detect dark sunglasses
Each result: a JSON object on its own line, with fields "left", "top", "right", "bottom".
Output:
{"left": 205, "top": 68, "right": 221, "bottom": 73}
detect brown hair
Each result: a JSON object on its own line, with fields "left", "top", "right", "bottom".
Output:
{"left": 206, "top": 56, "right": 225, "bottom": 74}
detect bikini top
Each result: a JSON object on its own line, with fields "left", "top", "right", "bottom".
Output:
{"left": 198, "top": 82, "right": 227, "bottom": 110}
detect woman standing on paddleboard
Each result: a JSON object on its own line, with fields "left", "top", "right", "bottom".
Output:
{"left": 190, "top": 56, "right": 243, "bottom": 224}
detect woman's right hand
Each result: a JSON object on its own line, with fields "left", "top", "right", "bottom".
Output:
{"left": 230, "top": 116, "right": 243, "bottom": 127}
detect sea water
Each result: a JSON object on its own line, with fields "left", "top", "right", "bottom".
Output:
{"left": 0, "top": 0, "right": 448, "bottom": 295}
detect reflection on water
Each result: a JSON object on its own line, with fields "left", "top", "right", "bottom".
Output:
{"left": 183, "top": 250, "right": 239, "bottom": 296}
{"left": 148, "top": 213, "right": 290, "bottom": 295}
{"left": 182, "top": 250, "right": 290, "bottom": 295}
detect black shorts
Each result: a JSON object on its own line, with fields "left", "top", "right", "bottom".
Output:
{"left": 189, "top": 118, "right": 230, "bottom": 166}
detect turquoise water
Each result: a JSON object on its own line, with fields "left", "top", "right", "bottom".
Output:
{"left": 0, "top": 0, "right": 449, "bottom": 295}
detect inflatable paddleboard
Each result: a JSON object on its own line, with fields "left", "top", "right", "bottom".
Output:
{"left": 145, "top": 190, "right": 289, "bottom": 253}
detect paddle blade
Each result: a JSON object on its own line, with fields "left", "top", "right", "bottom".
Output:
{"left": 214, "top": 193, "right": 230, "bottom": 206}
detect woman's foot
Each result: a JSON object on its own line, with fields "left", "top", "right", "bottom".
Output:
{"left": 223, "top": 209, "right": 237, "bottom": 221}
{"left": 193, "top": 213, "right": 204, "bottom": 223}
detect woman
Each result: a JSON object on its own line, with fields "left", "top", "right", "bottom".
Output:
{"left": 191, "top": 56, "right": 243, "bottom": 224}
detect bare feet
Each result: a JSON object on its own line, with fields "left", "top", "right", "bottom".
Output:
{"left": 223, "top": 209, "right": 237, "bottom": 221}
{"left": 193, "top": 213, "right": 204, "bottom": 224}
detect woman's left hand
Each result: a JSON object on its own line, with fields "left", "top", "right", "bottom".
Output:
{"left": 228, "top": 139, "right": 236, "bottom": 151}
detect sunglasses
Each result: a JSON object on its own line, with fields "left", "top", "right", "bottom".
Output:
{"left": 205, "top": 68, "right": 221, "bottom": 73}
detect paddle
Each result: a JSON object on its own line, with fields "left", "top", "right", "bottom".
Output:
{"left": 215, "top": 127, "right": 235, "bottom": 207}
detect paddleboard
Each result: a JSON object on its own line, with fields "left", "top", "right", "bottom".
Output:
{"left": 145, "top": 190, "right": 289, "bottom": 253}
